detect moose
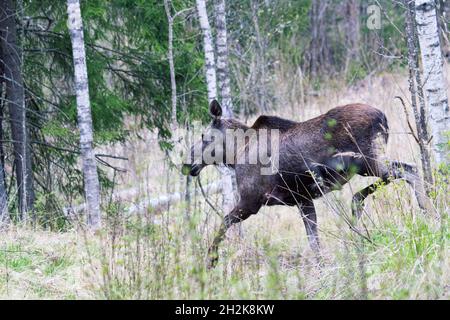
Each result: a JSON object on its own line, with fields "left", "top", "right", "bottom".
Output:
{"left": 182, "top": 100, "right": 428, "bottom": 268}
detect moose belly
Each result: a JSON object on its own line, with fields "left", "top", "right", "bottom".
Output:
{"left": 264, "top": 168, "right": 352, "bottom": 205}
{"left": 264, "top": 190, "right": 299, "bottom": 206}
{"left": 264, "top": 177, "right": 316, "bottom": 206}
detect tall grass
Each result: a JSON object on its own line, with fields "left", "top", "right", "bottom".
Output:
{"left": 0, "top": 68, "right": 448, "bottom": 299}
{"left": 83, "top": 173, "right": 447, "bottom": 299}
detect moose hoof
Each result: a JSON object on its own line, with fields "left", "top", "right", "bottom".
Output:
{"left": 207, "top": 256, "right": 219, "bottom": 269}
{"left": 314, "top": 253, "right": 324, "bottom": 268}
{"left": 207, "top": 248, "right": 219, "bottom": 269}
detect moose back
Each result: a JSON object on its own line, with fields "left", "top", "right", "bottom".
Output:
{"left": 183, "top": 100, "right": 428, "bottom": 268}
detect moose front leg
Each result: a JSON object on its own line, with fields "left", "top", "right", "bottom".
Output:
{"left": 207, "top": 205, "right": 255, "bottom": 269}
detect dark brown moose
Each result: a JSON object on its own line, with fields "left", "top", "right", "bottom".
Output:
{"left": 183, "top": 100, "right": 428, "bottom": 268}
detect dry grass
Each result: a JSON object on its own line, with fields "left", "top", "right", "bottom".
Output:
{"left": 0, "top": 67, "right": 448, "bottom": 299}
{"left": 0, "top": 227, "right": 95, "bottom": 299}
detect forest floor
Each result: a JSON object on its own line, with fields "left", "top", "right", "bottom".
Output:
{"left": 0, "top": 69, "right": 448, "bottom": 299}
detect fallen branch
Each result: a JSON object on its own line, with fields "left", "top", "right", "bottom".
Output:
{"left": 64, "top": 181, "right": 222, "bottom": 216}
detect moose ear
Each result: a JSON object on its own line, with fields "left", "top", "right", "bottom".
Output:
{"left": 209, "top": 99, "right": 222, "bottom": 118}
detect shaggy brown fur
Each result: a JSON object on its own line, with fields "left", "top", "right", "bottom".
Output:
{"left": 183, "top": 100, "right": 427, "bottom": 268}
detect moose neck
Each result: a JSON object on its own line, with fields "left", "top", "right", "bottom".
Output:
{"left": 221, "top": 118, "right": 252, "bottom": 169}
{"left": 221, "top": 118, "right": 250, "bottom": 131}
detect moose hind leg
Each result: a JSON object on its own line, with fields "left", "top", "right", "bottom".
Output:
{"left": 352, "top": 160, "right": 429, "bottom": 220}
{"left": 352, "top": 178, "right": 390, "bottom": 220}
{"left": 388, "top": 161, "right": 429, "bottom": 212}
{"left": 299, "top": 201, "right": 320, "bottom": 253}
{"left": 207, "top": 206, "right": 254, "bottom": 269}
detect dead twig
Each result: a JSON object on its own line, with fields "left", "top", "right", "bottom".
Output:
{"left": 197, "top": 176, "right": 222, "bottom": 218}
{"left": 395, "top": 96, "right": 420, "bottom": 144}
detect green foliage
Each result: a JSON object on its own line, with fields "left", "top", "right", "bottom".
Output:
{"left": 345, "top": 61, "right": 369, "bottom": 84}
{"left": 24, "top": 0, "right": 208, "bottom": 140}
{"left": 90, "top": 201, "right": 449, "bottom": 299}
{"left": 17, "top": 0, "right": 209, "bottom": 215}
{"left": 0, "top": 177, "right": 448, "bottom": 299}
{"left": 360, "top": 1, "right": 407, "bottom": 71}
{"left": 9, "top": 0, "right": 442, "bottom": 229}
{"left": 0, "top": 244, "right": 34, "bottom": 272}
{"left": 32, "top": 192, "right": 68, "bottom": 230}
{"left": 226, "top": 0, "right": 311, "bottom": 114}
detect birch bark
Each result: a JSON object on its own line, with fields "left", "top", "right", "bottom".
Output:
{"left": 415, "top": 0, "right": 450, "bottom": 165}
{"left": 196, "top": 0, "right": 217, "bottom": 102}
{"left": 0, "top": 42, "right": 8, "bottom": 226}
{"left": 0, "top": 157, "right": 8, "bottom": 226}
{"left": 215, "top": 0, "right": 233, "bottom": 118}
{"left": 214, "top": 0, "right": 236, "bottom": 218}
{"left": 404, "top": 0, "right": 433, "bottom": 189}
{"left": 164, "top": 0, "right": 177, "bottom": 129}
{"left": 67, "top": 0, "right": 101, "bottom": 228}
{"left": 196, "top": 0, "right": 238, "bottom": 224}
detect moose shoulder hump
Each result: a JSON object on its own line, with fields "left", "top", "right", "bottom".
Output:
{"left": 251, "top": 115, "right": 298, "bottom": 132}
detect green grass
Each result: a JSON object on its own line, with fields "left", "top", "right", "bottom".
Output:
{"left": 0, "top": 177, "right": 447, "bottom": 300}
{"left": 0, "top": 230, "right": 89, "bottom": 299}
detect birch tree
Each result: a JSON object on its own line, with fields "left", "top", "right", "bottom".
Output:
{"left": 164, "top": 1, "right": 195, "bottom": 218}
{"left": 404, "top": 0, "right": 433, "bottom": 189}
{"left": 196, "top": 0, "right": 238, "bottom": 226}
{"left": 0, "top": 40, "right": 8, "bottom": 227}
{"left": 164, "top": 0, "right": 178, "bottom": 130}
{"left": 415, "top": 0, "right": 450, "bottom": 166}
{"left": 0, "top": 99, "right": 7, "bottom": 227}
{"left": 0, "top": 147, "right": 8, "bottom": 226}
{"left": 0, "top": 173, "right": 7, "bottom": 227}
{"left": 0, "top": 0, "right": 34, "bottom": 219}
{"left": 196, "top": 0, "right": 217, "bottom": 102}
{"left": 67, "top": 0, "right": 101, "bottom": 228}
{"left": 215, "top": 0, "right": 233, "bottom": 118}
{"left": 214, "top": 0, "right": 236, "bottom": 216}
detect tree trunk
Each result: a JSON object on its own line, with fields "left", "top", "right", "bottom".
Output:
{"left": 197, "top": 0, "right": 238, "bottom": 230}
{"left": 196, "top": 0, "right": 218, "bottom": 102}
{"left": 164, "top": 0, "right": 177, "bottom": 129}
{"left": 215, "top": 0, "right": 233, "bottom": 118}
{"left": 404, "top": 0, "right": 434, "bottom": 190}
{"left": 0, "top": 49, "right": 8, "bottom": 226}
{"left": 0, "top": 145, "right": 8, "bottom": 225}
{"left": 309, "top": 0, "right": 330, "bottom": 77}
{"left": 0, "top": 0, "right": 34, "bottom": 219}
{"left": 251, "top": 0, "right": 268, "bottom": 112}
{"left": 437, "top": 0, "right": 450, "bottom": 55}
{"left": 345, "top": 0, "right": 360, "bottom": 67}
{"left": 415, "top": 0, "right": 450, "bottom": 166}
{"left": 67, "top": 0, "right": 101, "bottom": 229}
{"left": 214, "top": 0, "right": 236, "bottom": 218}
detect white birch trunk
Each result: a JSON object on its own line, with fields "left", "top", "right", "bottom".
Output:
{"left": 415, "top": 0, "right": 450, "bottom": 165}
{"left": 196, "top": 0, "right": 237, "bottom": 224}
{"left": 67, "top": 0, "right": 101, "bottom": 229}
{"left": 214, "top": 0, "right": 233, "bottom": 118}
{"left": 0, "top": 162, "right": 8, "bottom": 227}
{"left": 214, "top": 0, "right": 236, "bottom": 219}
{"left": 196, "top": 0, "right": 217, "bottom": 102}
{"left": 164, "top": 0, "right": 177, "bottom": 129}
{"left": 404, "top": 0, "right": 433, "bottom": 189}
{"left": 0, "top": 82, "right": 8, "bottom": 227}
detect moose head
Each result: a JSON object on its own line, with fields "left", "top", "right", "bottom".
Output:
{"left": 182, "top": 100, "right": 233, "bottom": 177}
